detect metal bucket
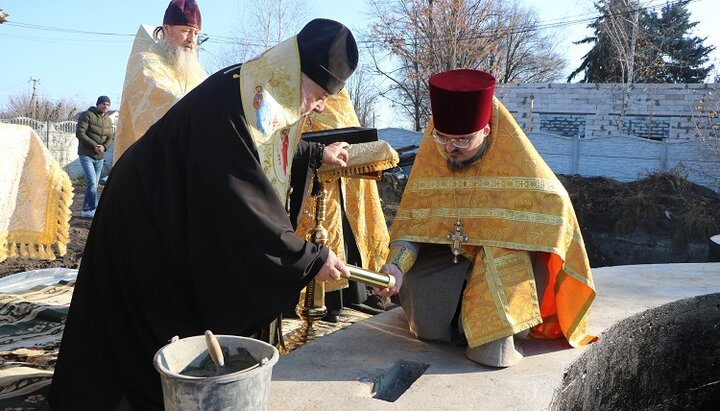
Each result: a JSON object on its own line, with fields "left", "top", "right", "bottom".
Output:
{"left": 153, "top": 335, "right": 279, "bottom": 411}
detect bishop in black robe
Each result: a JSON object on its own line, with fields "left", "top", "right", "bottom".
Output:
{"left": 50, "top": 18, "right": 358, "bottom": 410}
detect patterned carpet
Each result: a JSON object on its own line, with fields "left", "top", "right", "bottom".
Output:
{"left": 281, "top": 308, "right": 372, "bottom": 352}
{"left": 0, "top": 271, "right": 73, "bottom": 410}
{"left": 0, "top": 270, "right": 372, "bottom": 410}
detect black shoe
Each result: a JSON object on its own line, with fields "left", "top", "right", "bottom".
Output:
{"left": 324, "top": 310, "right": 341, "bottom": 323}
{"left": 348, "top": 303, "right": 385, "bottom": 315}
{"left": 365, "top": 294, "right": 384, "bottom": 309}
{"left": 390, "top": 294, "right": 401, "bottom": 306}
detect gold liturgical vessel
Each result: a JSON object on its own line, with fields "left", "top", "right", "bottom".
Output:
{"left": 284, "top": 185, "right": 396, "bottom": 349}
{"left": 284, "top": 135, "right": 398, "bottom": 351}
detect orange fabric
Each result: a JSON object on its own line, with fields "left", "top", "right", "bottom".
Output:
{"left": 390, "top": 98, "right": 596, "bottom": 348}
{"left": 531, "top": 252, "right": 562, "bottom": 340}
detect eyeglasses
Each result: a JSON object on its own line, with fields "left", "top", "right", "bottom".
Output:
{"left": 431, "top": 129, "right": 477, "bottom": 149}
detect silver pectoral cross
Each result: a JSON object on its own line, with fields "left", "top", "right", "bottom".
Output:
{"left": 447, "top": 219, "right": 469, "bottom": 263}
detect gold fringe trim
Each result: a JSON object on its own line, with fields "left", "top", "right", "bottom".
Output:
{"left": 0, "top": 162, "right": 73, "bottom": 263}
{"left": 0, "top": 234, "right": 7, "bottom": 262}
{"left": 2, "top": 242, "right": 58, "bottom": 261}
{"left": 9, "top": 242, "right": 18, "bottom": 259}
{"left": 19, "top": 243, "right": 29, "bottom": 258}
{"left": 318, "top": 158, "right": 399, "bottom": 182}
{"left": 53, "top": 166, "right": 73, "bottom": 258}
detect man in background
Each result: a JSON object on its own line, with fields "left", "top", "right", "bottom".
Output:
{"left": 75, "top": 95, "right": 113, "bottom": 218}
{"left": 113, "top": 0, "right": 207, "bottom": 163}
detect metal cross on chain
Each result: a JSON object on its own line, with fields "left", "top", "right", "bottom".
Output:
{"left": 447, "top": 219, "right": 469, "bottom": 263}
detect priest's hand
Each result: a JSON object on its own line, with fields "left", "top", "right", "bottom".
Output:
{"left": 315, "top": 249, "right": 350, "bottom": 282}
{"left": 373, "top": 264, "right": 403, "bottom": 297}
{"left": 322, "top": 142, "right": 350, "bottom": 167}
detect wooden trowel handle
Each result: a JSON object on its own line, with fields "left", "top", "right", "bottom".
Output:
{"left": 205, "top": 330, "right": 225, "bottom": 368}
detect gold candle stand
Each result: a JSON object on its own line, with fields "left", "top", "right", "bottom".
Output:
{"left": 285, "top": 187, "right": 330, "bottom": 349}
{"left": 284, "top": 184, "right": 395, "bottom": 351}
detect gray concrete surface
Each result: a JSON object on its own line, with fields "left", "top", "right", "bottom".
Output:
{"left": 269, "top": 263, "right": 720, "bottom": 410}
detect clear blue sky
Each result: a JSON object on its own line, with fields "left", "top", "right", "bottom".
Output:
{"left": 1, "top": 0, "right": 717, "bottom": 127}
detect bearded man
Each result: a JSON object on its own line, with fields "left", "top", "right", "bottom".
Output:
{"left": 375, "top": 69, "right": 596, "bottom": 368}
{"left": 113, "top": 0, "right": 208, "bottom": 164}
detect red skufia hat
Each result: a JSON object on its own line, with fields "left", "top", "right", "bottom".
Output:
{"left": 429, "top": 69, "right": 496, "bottom": 135}
{"left": 163, "top": 0, "right": 202, "bottom": 30}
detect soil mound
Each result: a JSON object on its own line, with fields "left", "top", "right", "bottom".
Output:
{"left": 379, "top": 171, "right": 720, "bottom": 268}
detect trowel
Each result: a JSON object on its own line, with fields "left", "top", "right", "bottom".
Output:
{"left": 204, "top": 330, "right": 260, "bottom": 376}
{"left": 205, "top": 330, "right": 225, "bottom": 373}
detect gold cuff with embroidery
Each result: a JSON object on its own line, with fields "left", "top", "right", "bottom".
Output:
{"left": 386, "top": 245, "right": 416, "bottom": 274}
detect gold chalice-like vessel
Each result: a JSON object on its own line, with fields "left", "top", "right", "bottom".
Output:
{"left": 284, "top": 138, "right": 398, "bottom": 351}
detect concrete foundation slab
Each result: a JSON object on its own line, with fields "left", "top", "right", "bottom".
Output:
{"left": 269, "top": 263, "right": 720, "bottom": 410}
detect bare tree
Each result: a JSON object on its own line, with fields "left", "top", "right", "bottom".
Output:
{"left": 493, "top": 1, "right": 565, "bottom": 83}
{"left": 206, "top": 0, "right": 307, "bottom": 71}
{"left": 346, "top": 64, "right": 380, "bottom": 127}
{"left": 367, "top": 0, "right": 500, "bottom": 130}
{"left": 597, "top": 0, "right": 658, "bottom": 133}
{"left": 1, "top": 93, "right": 81, "bottom": 122}
{"left": 691, "top": 92, "right": 720, "bottom": 190}
{"left": 600, "top": 0, "right": 643, "bottom": 85}
{"left": 367, "top": 1, "right": 429, "bottom": 131}
{"left": 366, "top": 1, "right": 414, "bottom": 129}
{"left": 249, "top": 0, "right": 306, "bottom": 50}
{"left": 367, "top": 0, "right": 565, "bottom": 130}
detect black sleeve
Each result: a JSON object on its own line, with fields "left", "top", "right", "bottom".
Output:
{"left": 183, "top": 110, "right": 328, "bottom": 331}
{"left": 288, "top": 140, "right": 321, "bottom": 228}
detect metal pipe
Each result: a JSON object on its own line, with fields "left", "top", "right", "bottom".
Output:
{"left": 346, "top": 264, "right": 396, "bottom": 289}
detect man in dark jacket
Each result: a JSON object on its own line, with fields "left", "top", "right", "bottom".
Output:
{"left": 75, "top": 95, "right": 113, "bottom": 218}
{"left": 50, "top": 19, "right": 357, "bottom": 410}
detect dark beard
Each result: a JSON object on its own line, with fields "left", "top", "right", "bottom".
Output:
{"left": 447, "top": 142, "right": 488, "bottom": 171}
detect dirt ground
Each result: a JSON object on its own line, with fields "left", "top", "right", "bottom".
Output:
{"left": 378, "top": 170, "right": 720, "bottom": 267}
{"left": 1, "top": 172, "right": 719, "bottom": 279}
{"left": 558, "top": 172, "right": 720, "bottom": 266}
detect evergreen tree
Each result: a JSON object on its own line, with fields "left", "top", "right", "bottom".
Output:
{"left": 568, "top": 0, "right": 630, "bottom": 83}
{"left": 642, "top": 1, "right": 715, "bottom": 83}
{"left": 568, "top": 0, "right": 714, "bottom": 83}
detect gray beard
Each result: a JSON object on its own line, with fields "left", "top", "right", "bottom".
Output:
{"left": 160, "top": 41, "right": 207, "bottom": 86}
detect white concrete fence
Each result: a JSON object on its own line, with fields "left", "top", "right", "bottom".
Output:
{"left": 494, "top": 82, "right": 719, "bottom": 192}
{"left": 527, "top": 132, "right": 719, "bottom": 191}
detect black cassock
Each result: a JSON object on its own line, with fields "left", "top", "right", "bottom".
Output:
{"left": 50, "top": 66, "right": 327, "bottom": 410}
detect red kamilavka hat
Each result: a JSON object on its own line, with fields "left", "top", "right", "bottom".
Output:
{"left": 163, "top": 0, "right": 202, "bottom": 30}
{"left": 429, "top": 69, "right": 496, "bottom": 135}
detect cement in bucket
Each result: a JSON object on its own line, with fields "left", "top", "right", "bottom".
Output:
{"left": 153, "top": 335, "right": 279, "bottom": 410}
